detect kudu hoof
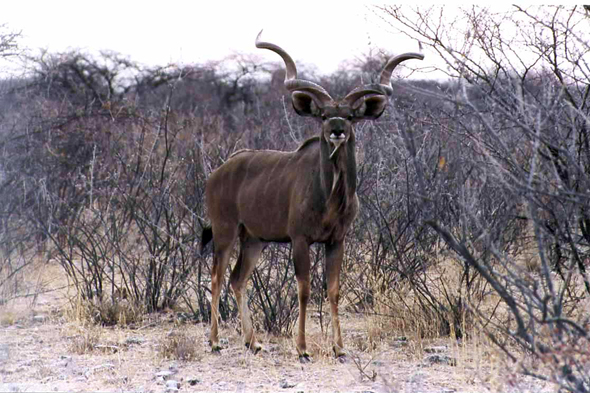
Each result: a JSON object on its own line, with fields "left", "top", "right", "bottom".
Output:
{"left": 211, "top": 344, "right": 222, "bottom": 354}
{"left": 245, "top": 342, "right": 262, "bottom": 354}
{"left": 298, "top": 353, "right": 312, "bottom": 364}
{"left": 333, "top": 346, "right": 347, "bottom": 362}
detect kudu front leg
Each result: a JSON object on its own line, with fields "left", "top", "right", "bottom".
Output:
{"left": 325, "top": 241, "right": 346, "bottom": 359}
{"left": 293, "top": 239, "right": 312, "bottom": 362}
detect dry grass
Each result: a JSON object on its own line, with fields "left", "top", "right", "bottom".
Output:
{"left": 0, "top": 309, "right": 18, "bottom": 326}
{"left": 0, "top": 250, "right": 560, "bottom": 393}
{"left": 67, "top": 324, "right": 102, "bottom": 354}
{"left": 65, "top": 294, "right": 144, "bottom": 327}
{"left": 159, "top": 329, "right": 202, "bottom": 361}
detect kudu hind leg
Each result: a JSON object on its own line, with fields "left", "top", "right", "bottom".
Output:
{"left": 209, "top": 232, "right": 237, "bottom": 352}
{"left": 229, "top": 238, "right": 264, "bottom": 352}
{"left": 293, "top": 239, "right": 312, "bottom": 360}
{"left": 325, "top": 241, "right": 346, "bottom": 358}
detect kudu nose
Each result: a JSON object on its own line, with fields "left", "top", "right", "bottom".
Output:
{"left": 328, "top": 118, "right": 347, "bottom": 138}
{"left": 329, "top": 117, "right": 346, "bottom": 130}
{"left": 327, "top": 118, "right": 348, "bottom": 160}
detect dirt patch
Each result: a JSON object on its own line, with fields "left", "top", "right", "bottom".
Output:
{"left": 0, "top": 263, "right": 555, "bottom": 393}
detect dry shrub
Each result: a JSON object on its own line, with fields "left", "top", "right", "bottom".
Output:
{"left": 0, "top": 309, "right": 19, "bottom": 326}
{"left": 159, "top": 330, "right": 201, "bottom": 361}
{"left": 68, "top": 325, "right": 102, "bottom": 354}
{"left": 249, "top": 244, "right": 300, "bottom": 336}
{"left": 358, "top": 258, "right": 477, "bottom": 340}
{"left": 90, "top": 299, "right": 143, "bottom": 327}
{"left": 66, "top": 295, "right": 144, "bottom": 327}
{"left": 341, "top": 237, "right": 486, "bottom": 340}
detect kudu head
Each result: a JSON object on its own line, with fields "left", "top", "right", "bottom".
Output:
{"left": 256, "top": 31, "right": 424, "bottom": 159}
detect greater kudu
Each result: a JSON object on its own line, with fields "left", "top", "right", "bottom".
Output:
{"left": 201, "top": 31, "right": 423, "bottom": 361}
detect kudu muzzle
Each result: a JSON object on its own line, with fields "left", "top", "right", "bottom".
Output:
{"left": 327, "top": 117, "right": 348, "bottom": 160}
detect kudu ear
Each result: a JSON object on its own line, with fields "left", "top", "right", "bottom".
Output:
{"left": 291, "top": 91, "right": 322, "bottom": 117}
{"left": 352, "top": 95, "right": 388, "bottom": 120}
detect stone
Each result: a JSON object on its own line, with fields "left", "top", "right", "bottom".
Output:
{"left": 33, "top": 315, "right": 48, "bottom": 323}
{"left": 0, "top": 344, "right": 9, "bottom": 361}
{"left": 423, "top": 354, "right": 456, "bottom": 366}
{"left": 165, "top": 380, "right": 179, "bottom": 389}
{"left": 125, "top": 336, "right": 145, "bottom": 345}
{"left": 390, "top": 337, "right": 409, "bottom": 348}
{"left": 155, "top": 370, "right": 176, "bottom": 380}
{"left": 279, "top": 380, "right": 296, "bottom": 389}
{"left": 164, "top": 379, "right": 179, "bottom": 392}
{"left": 424, "top": 346, "right": 447, "bottom": 353}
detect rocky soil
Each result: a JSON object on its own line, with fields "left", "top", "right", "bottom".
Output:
{"left": 0, "top": 264, "right": 554, "bottom": 393}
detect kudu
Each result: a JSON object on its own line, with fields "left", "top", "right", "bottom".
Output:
{"left": 201, "top": 31, "right": 423, "bottom": 361}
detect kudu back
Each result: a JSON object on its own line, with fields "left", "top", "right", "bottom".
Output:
{"left": 201, "top": 31, "right": 423, "bottom": 361}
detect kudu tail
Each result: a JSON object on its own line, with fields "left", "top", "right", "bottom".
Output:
{"left": 200, "top": 225, "right": 213, "bottom": 255}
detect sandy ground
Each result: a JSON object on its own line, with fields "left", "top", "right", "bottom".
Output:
{"left": 0, "top": 264, "right": 555, "bottom": 393}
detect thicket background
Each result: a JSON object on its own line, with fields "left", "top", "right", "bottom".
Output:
{"left": 1, "top": 6, "right": 589, "bottom": 392}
